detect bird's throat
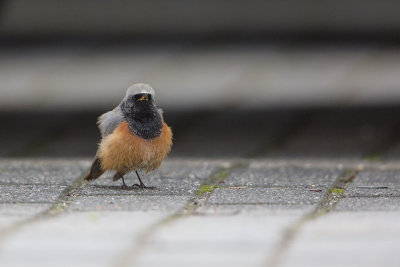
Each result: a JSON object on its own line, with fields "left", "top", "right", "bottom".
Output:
{"left": 124, "top": 107, "right": 163, "bottom": 139}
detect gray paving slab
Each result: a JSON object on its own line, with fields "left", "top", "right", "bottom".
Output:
{"left": 336, "top": 197, "right": 400, "bottom": 211}
{"left": 0, "top": 211, "right": 167, "bottom": 267}
{"left": 227, "top": 166, "right": 340, "bottom": 187}
{"left": 69, "top": 195, "right": 189, "bottom": 212}
{"left": 196, "top": 203, "right": 315, "bottom": 215}
{"left": 344, "top": 170, "right": 400, "bottom": 197}
{"left": 281, "top": 211, "right": 400, "bottom": 267}
{"left": 208, "top": 187, "right": 325, "bottom": 206}
{"left": 0, "top": 203, "right": 51, "bottom": 229}
{"left": 0, "top": 184, "right": 67, "bottom": 203}
{"left": 0, "top": 160, "right": 87, "bottom": 184}
{"left": 137, "top": 209, "right": 305, "bottom": 267}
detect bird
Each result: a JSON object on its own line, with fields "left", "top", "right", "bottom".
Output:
{"left": 84, "top": 83, "right": 173, "bottom": 189}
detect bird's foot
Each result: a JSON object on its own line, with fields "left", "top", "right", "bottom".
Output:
{"left": 131, "top": 183, "right": 156, "bottom": 190}
{"left": 121, "top": 183, "right": 131, "bottom": 190}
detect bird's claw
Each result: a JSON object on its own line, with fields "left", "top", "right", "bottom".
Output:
{"left": 131, "top": 183, "right": 156, "bottom": 190}
{"left": 121, "top": 183, "right": 131, "bottom": 190}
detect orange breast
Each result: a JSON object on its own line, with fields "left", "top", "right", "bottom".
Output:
{"left": 98, "top": 121, "right": 172, "bottom": 173}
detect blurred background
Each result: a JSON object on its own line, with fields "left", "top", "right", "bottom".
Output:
{"left": 2, "top": 0, "right": 400, "bottom": 159}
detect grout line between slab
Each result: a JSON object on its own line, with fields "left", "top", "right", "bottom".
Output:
{"left": 264, "top": 169, "right": 358, "bottom": 267}
{"left": 112, "top": 161, "right": 247, "bottom": 267}
{"left": 0, "top": 170, "right": 88, "bottom": 246}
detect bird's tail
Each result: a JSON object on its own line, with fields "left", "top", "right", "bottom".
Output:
{"left": 84, "top": 157, "right": 105, "bottom": 181}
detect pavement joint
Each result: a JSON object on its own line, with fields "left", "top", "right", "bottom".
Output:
{"left": 112, "top": 161, "right": 246, "bottom": 267}
{"left": 264, "top": 169, "right": 358, "bottom": 267}
{"left": 0, "top": 168, "right": 88, "bottom": 246}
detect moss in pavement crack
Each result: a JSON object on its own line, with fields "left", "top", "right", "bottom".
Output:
{"left": 328, "top": 188, "right": 345, "bottom": 194}
{"left": 195, "top": 169, "right": 229, "bottom": 195}
{"left": 266, "top": 169, "right": 358, "bottom": 267}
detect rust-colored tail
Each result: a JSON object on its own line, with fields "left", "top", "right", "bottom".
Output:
{"left": 84, "top": 157, "right": 105, "bottom": 181}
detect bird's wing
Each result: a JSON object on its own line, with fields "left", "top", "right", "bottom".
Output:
{"left": 97, "top": 106, "right": 125, "bottom": 137}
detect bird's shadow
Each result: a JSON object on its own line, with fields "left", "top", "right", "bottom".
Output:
{"left": 88, "top": 184, "right": 157, "bottom": 191}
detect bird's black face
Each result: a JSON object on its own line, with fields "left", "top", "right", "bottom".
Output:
{"left": 121, "top": 93, "right": 158, "bottom": 120}
{"left": 121, "top": 92, "right": 162, "bottom": 139}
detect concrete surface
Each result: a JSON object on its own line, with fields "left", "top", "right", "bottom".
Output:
{"left": 0, "top": 158, "right": 399, "bottom": 267}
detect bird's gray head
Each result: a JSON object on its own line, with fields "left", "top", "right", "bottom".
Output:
{"left": 120, "top": 83, "right": 156, "bottom": 111}
{"left": 120, "top": 83, "right": 163, "bottom": 139}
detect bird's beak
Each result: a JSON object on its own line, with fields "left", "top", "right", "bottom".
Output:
{"left": 137, "top": 95, "right": 149, "bottom": 101}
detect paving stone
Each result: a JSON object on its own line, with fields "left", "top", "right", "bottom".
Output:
{"left": 0, "top": 211, "right": 166, "bottom": 267}
{"left": 227, "top": 166, "right": 340, "bottom": 187}
{"left": 0, "top": 184, "right": 67, "bottom": 203}
{"left": 0, "top": 203, "right": 51, "bottom": 229}
{"left": 344, "top": 170, "right": 400, "bottom": 197}
{"left": 352, "top": 170, "right": 400, "bottom": 184}
{"left": 197, "top": 203, "right": 315, "bottom": 215}
{"left": 336, "top": 197, "right": 400, "bottom": 211}
{"left": 69, "top": 195, "right": 188, "bottom": 212}
{"left": 0, "top": 160, "right": 87, "bottom": 184}
{"left": 208, "top": 187, "right": 325, "bottom": 205}
{"left": 281, "top": 211, "right": 400, "bottom": 267}
{"left": 137, "top": 211, "right": 304, "bottom": 267}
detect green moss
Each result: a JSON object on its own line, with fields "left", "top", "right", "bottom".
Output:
{"left": 195, "top": 168, "right": 230, "bottom": 195}
{"left": 196, "top": 184, "right": 220, "bottom": 195}
{"left": 328, "top": 188, "right": 345, "bottom": 194}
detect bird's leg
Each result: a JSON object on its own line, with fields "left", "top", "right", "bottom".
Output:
{"left": 121, "top": 176, "right": 130, "bottom": 190}
{"left": 114, "top": 172, "right": 130, "bottom": 190}
{"left": 132, "top": 170, "right": 155, "bottom": 189}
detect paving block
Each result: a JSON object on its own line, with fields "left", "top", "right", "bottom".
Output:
{"left": 137, "top": 211, "right": 304, "bottom": 267}
{"left": 208, "top": 187, "right": 325, "bottom": 206}
{"left": 336, "top": 197, "right": 400, "bottom": 211}
{"left": 227, "top": 166, "right": 340, "bottom": 187}
{"left": 344, "top": 170, "right": 400, "bottom": 197}
{"left": 0, "top": 211, "right": 166, "bottom": 267}
{"left": 0, "top": 160, "right": 87, "bottom": 185}
{"left": 69, "top": 195, "right": 189, "bottom": 212}
{"left": 0, "top": 203, "right": 51, "bottom": 229}
{"left": 281, "top": 211, "right": 400, "bottom": 267}
{"left": 0, "top": 184, "right": 67, "bottom": 203}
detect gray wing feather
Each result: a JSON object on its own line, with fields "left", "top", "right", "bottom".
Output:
{"left": 97, "top": 106, "right": 125, "bottom": 137}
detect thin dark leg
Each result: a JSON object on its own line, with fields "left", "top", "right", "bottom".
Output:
{"left": 132, "top": 171, "right": 155, "bottom": 189}
{"left": 121, "top": 176, "right": 129, "bottom": 190}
